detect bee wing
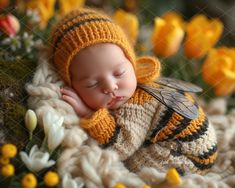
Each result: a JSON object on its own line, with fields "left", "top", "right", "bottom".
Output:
{"left": 156, "top": 77, "right": 202, "bottom": 93}
{"left": 138, "top": 84, "right": 198, "bottom": 119}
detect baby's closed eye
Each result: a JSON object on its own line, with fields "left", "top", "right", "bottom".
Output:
{"left": 86, "top": 80, "right": 99, "bottom": 88}
{"left": 114, "top": 69, "right": 126, "bottom": 77}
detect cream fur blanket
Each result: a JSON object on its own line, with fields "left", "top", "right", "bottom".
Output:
{"left": 26, "top": 53, "right": 235, "bottom": 188}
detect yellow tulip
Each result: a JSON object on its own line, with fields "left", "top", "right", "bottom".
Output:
{"left": 113, "top": 9, "right": 139, "bottom": 45}
{"left": 26, "top": 0, "right": 56, "bottom": 29}
{"left": 202, "top": 47, "right": 235, "bottom": 96}
{"left": 184, "top": 15, "right": 223, "bottom": 59}
{"left": 151, "top": 16, "right": 184, "bottom": 57}
{"left": 161, "top": 11, "right": 185, "bottom": 29}
{"left": 58, "top": 0, "right": 85, "bottom": 16}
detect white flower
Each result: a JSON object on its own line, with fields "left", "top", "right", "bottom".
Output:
{"left": 20, "top": 145, "right": 55, "bottom": 172}
{"left": 22, "top": 32, "right": 34, "bottom": 53}
{"left": 26, "top": 9, "right": 40, "bottom": 24}
{"left": 1, "top": 35, "right": 21, "bottom": 51}
{"left": 42, "top": 111, "right": 65, "bottom": 152}
{"left": 62, "top": 174, "right": 84, "bottom": 188}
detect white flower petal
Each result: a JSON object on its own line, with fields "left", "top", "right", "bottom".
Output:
{"left": 20, "top": 144, "right": 56, "bottom": 172}
{"left": 55, "top": 116, "right": 64, "bottom": 128}
{"left": 29, "top": 145, "right": 38, "bottom": 158}
{"left": 43, "top": 112, "right": 52, "bottom": 135}
{"left": 20, "top": 152, "right": 31, "bottom": 167}
{"left": 75, "top": 177, "right": 85, "bottom": 188}
{"left": 62, "top": 174, "right": 84, "bottom": 188}
{"left": 48, "top": 126, "right": 65, "bottom": 152}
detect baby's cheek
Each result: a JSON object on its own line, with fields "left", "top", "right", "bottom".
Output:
{"left": 84, "top": 92, "right": 106, "bottom": 110}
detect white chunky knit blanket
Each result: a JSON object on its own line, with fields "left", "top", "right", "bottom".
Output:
{"left": 25, "top": 53, "right": 235, "bottom": 188}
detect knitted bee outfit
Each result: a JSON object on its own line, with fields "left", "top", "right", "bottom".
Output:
{"left": 50, "top": 8, "right": 217, "bottom": 175}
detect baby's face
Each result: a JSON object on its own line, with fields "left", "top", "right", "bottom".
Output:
{"left": 70, "top": 43, "right": 137, "bottom": 110}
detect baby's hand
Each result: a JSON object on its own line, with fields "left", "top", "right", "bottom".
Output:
{"left": 60, "top": 87, "right": 93, "bottom": 118}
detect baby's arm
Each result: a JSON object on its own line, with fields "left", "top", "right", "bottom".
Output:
{"left": 60, "top": 87, "right": 93, "bottom": 118}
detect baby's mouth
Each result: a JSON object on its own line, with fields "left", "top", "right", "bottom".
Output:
{"left": 107, "top": 96, "right": 125, "bottom": 106}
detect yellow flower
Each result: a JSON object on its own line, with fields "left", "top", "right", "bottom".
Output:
{"left": 202, "top": 47, "right": 235, "bottom": 96}
{"left": 59, "top": 0, "right": 85, "bottom": 16}
{"left": 151, "top": 14, "right": 184, "bottom": 57}
{"left": 161, "top": 11, "right": 185, "bottom": 29}
{"left": 114, "top": 183, "right": 126, "bottom": 188}
{"left": 166, "top": 168, "right": 182, "bottom": 185}
{"left": 184, "top": 14, "right": 223, "bottom": 59}
{"left": 113, "top": 9, "right": 139, "bottom": 45}
{"left": 1, "top": 164, "right": 15, "bottom": 177}
{"left": 1, "top": 143, "right": 17, "bottom": 158}
{"left": 21, "top": 173, "right": 37, "bottom": 188}
{"left": 26, "top": 0, "right": 56, "bottom": 29}
{"left": 44, "top": 171, "right": 59, "bottom": 187}
{"left": 0, "top": 156, "right": 10, "bottom": 165}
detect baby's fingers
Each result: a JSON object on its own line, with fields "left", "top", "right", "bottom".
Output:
{"left": 62, "top": 95, "right": 84, "bottom": 116}
{"left": 60, "top": 88, "right": 79, "bottom": 100}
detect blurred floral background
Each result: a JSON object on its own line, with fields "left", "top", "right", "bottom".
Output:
{"left": 0, "top": 0, "right": 234, "bottom": 187}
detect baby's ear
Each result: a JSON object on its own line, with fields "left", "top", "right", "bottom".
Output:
{"left": 136, "top": 56, "right": 161, "bottom": 84}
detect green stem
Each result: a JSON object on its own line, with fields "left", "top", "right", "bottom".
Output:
{"left": 29, "top": 131, "right": 32, "bottom": 141}
{"left": 40, "top": 136, "right": 48, "bottom": 152}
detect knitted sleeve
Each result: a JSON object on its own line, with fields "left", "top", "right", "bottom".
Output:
{"left": 80, "top": 89, "right": 157, "bottom": 160}
{"left": 80, "top": 108, "right": 116, "bottom": 145}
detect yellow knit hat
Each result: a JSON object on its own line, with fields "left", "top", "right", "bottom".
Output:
{"left": 50, "top": 7, "right": 136, "bottom": 86}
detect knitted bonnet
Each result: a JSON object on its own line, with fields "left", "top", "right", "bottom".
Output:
{"left": 50, "top": 7, "right": 136, "bottom": 86}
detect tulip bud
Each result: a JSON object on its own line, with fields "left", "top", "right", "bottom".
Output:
{"left": 25, "top": 109, "right": 37, "bottom": 140}
{"left": 0, "top": 14, "right": 20, "bottom": 36}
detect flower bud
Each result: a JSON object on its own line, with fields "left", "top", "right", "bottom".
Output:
{"left": 0, "top": 14, "right": 20, "bottom": 36}
{"left": 25, "top": 109, "right": 37, "bottom": 133}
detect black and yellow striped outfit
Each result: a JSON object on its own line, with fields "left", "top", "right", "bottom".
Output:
{"left": 80, "top": 87, "right": 217, "bottom": 175}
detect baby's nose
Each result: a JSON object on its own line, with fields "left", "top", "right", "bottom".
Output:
{"left": 103, "top": 79, "right": 118, "bottom": 94}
